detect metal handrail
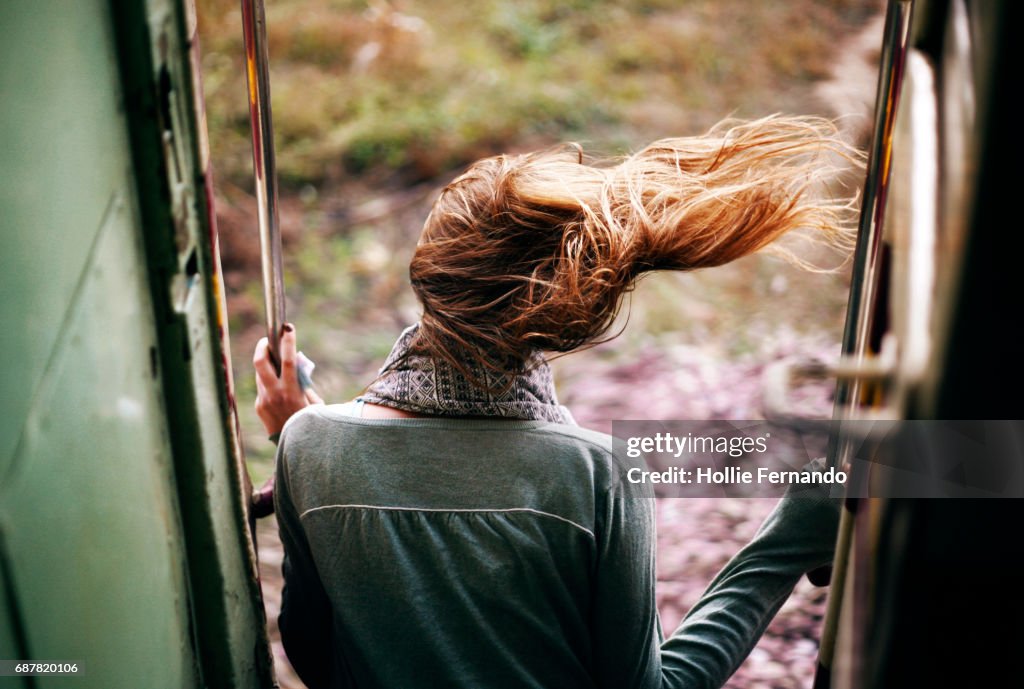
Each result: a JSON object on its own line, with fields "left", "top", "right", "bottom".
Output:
{"left": 832, "top": 0, "right": 914, "bottom": 426}
{"left": 814, "top": 2, "right": 915, "bottom": 688}
{"left": 241, "top": 0, "right": 286, "bottom": 373}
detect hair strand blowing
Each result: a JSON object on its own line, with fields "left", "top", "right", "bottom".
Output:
{"left": 407, "top": 114, "right": 863, "bottom": 379}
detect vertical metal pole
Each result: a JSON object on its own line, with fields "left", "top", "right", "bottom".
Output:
{"left": 815, "top": 2, "right": 914, "bottom": 688}
{"left": 831, "top": 0, "right": 914, "bottom": 427}
{"left": 240, "top": 0, "right": 286, "bottom": 373}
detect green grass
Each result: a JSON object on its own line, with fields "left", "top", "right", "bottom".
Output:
{"left": 198, "top": 0, "right": 877, "bottom": 187}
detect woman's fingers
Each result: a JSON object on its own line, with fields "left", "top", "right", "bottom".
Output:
{"left": 253, "top": 329, "right": 301, "bottom": 389}
{"left": 253, "top": 336, "right": 269, "bottom": 366}
{"left": 253, "top": 337, "right": 278, "bottom": 386}
{"left": 279, "top": 324, "right": 297, "bottom": 380}
{"left": 305, "top": 388, "right": 324, "bottom": 405}
{"left": 251, "top": 326, "right": 317, "bottom": 437}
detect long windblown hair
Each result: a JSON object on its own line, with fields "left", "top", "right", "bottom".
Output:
{"left": 406, "top": 115, "right": 862, "bottom": 377}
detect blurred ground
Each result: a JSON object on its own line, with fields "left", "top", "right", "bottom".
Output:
{"left": 194, "top": 0, "right": 886, "bottom": 686}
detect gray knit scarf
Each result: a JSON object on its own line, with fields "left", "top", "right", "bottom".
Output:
{"left": 361, "top": 323, "right": 576, "bottom": 425}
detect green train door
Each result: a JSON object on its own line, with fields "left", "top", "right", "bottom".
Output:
{"left": 0, "top": 1, "right": 273, "bottom": 687}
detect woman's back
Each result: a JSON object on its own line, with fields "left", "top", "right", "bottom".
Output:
{"left": 275, "top": 405, "right": 659, "bottom": 688}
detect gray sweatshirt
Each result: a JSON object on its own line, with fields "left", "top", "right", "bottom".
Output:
{"left": 275, "top": 405, "right": 839, "bottom": 688}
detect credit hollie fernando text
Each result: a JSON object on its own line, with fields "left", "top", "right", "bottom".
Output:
{"left": 625, "top": 465, "right": 848, "bottom": 486}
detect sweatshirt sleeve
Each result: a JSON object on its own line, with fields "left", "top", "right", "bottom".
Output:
{"left": 589, "top": 463, "right": 839, "bottom": 689}
{"left": 589, "top": 468, "right": 664, "bottom": 689}
{"left": 275, "top": 432, "right": 336, "bottom": 689}
{"left": 658, "top": 482, "right": 841, "bottom": 689}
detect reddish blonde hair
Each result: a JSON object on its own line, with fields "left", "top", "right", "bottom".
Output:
{"left": 407, "top": 115, "right": 861, "bottom": 375}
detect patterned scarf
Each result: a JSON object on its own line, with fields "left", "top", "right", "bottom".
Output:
{"left": 361, "top": 323, "right": 576, "bottom": 425}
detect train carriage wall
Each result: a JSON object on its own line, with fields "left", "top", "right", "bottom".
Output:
{"left": 0, "top": 1, "right": 273, "bottom": 687}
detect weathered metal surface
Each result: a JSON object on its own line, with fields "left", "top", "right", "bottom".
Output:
{"left": 3, "top": 193, "right": 200, "bottom": 687}
{"left": 0, "top": 533, "right": 31, "bottom": 689}
{"left": 0, "top": 3, "right": 132, "bottom": 484}
{"left": 113, "top": 0, "right": 273, "bottom": 685}
{"left": 0, "top": 3, "right": 200, "bottom": 684}
{"left": 0, "top": 0, "right": 272, "bottom": 686}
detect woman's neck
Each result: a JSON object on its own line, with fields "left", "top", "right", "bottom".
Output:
{"left": 361, "top": 402, "right": 426, "bottom": 419}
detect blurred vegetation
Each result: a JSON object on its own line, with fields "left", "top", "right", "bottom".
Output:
{"left": 199, "top": 0, "right": 876, "bottom": 187}
{"left": 196, "top": 0, "right": 882, "bottom": 479}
